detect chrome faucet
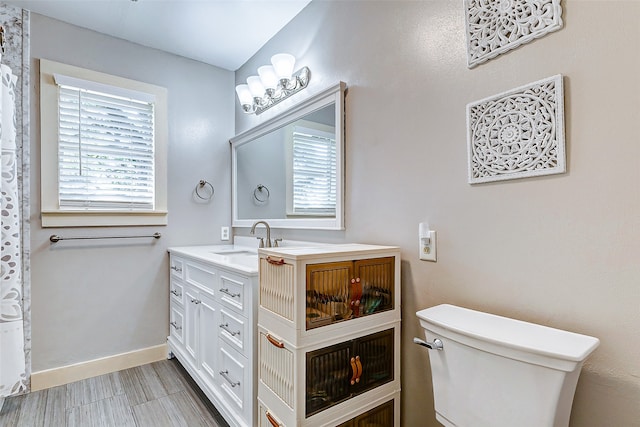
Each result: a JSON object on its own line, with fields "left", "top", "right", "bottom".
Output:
{"left": 250, "top": 220, "right": 271, "bottom": 248}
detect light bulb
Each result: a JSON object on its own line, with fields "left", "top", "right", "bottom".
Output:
{"left": 271, "top": 53, "right": 295, "bottom": 81}
{"left": 247, "top": 76, "right": 266, "bottom": 99}
{"left": 235, "top": 84, "right": 252, "bottom": 105}
{"left": 258, "top": 65, "right": 278, "bottom": 91}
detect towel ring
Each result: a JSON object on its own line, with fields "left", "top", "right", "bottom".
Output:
{"left": 254, "top": 184, "right": 270, "bottom": 203}
{"left": 195, "top": 180, "right": 214, "bottom": 200}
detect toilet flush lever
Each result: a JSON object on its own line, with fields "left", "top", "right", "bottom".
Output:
{"left": 413, "top": 337, "right": 444, "bottom": 350}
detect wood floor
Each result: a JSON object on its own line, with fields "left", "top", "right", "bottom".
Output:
{"left": 0, "top": 358, "right": 230, "bottom": 427}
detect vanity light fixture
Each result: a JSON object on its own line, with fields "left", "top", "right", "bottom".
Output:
{"left": 235, "top": 53, "right": 310, "bottom": 115}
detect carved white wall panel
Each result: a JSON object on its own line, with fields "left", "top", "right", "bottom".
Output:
{"left": 464, "top": 0, "right": 563, "bottom": 68}
{"left": 466, "top": 75, "right": 565, "bottom": 184}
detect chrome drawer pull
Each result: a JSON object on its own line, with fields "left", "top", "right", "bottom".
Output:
{"left": 170, "top": 289, "right": 182, "bottom": 297}
{"left": 413, "top": 337, "right": 443, "bottom": 350}
{"left": 170, "top": 265, "right": 182, "bottom": 272}
{"left": 219, "top": 323, "right": 240, "bottom": 336}
{"left": 169, "top": 321, "right": 182, "bottom": 331}
{"left": 219, "top": 370, "right": 240, "bottom": 387}
{"left": 220, "top": 288, "right": 241, "bottom": 298}
{"left": 190, "top": 298, "right": 201, "bottom": 305}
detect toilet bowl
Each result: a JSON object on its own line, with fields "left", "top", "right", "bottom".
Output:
{"left": 415, "top": 304, "right": 599, "bottom": 427}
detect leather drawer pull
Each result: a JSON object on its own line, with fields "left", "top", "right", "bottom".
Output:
{"left": 266, "top": 411, "right": 281, "bottom": 427}
{"left": 266, "top": 334, "right": 284, "bottom": 348}
{"left": 266, "top": 256, "right": 285, "bottom": 265}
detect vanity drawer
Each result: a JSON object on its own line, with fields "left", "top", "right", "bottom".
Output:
{"left": 169, "top": 305, "right": 184, "bottom": 344}
{"left": 218, "top": 269, "right": 250, "bottom": 315}
{"left": 185, "top": 260, "right": 218, "bottom": 296}
{"left": 218, "top": 308, "right": 248, "bottom": 356}
{"left": 217, "top": 342, "right": 251, "bottom": 423}
{"left": 170, "top": 280, "right": 184, "bottom": 306}
{"left": 170, "top": 257, "right": 184, "bottom": 280}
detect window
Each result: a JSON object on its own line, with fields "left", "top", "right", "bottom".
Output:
{"left": 40, "top": 59, "right": 168, "bottom": 227}
{"left": 286, "top": 122, "right": 337, "bottom": 216}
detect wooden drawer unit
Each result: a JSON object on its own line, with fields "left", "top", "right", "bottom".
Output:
{"left": 258, "top": 323, "right": 400, "bottom": 426}
{"left": 167, "top": 249, "right": 259, "bottom": 427}
{"left": 258, "top": 244, "right": 401, "bottom": 426}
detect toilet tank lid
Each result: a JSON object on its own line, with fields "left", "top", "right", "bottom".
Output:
{"left": 416, "top": 304, "right": 600, "bottom": 362}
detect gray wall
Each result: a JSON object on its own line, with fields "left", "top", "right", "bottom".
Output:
{"left": 235, "top": 1, "right": 640, "bottom": 426}
{"left": 29, "top": 14, "right": 234, "bottom": 371}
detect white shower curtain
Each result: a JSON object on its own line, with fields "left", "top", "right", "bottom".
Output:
{"left": 0, "top": 59, "right": 26, "bottom": 398}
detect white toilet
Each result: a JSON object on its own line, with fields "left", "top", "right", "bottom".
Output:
{"left": 415, "top": 304, "right": 599, "bottom": 427}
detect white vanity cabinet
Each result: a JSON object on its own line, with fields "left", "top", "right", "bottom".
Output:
{"left": 167, "top": 247, "right": 258, "bottom": 427}
{"left": 256, "top": 244, "right": 401, "bottom": 427}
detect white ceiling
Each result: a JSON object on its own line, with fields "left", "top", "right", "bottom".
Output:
{"left": 7, "top": 0, "right": 312, "bottom": 71}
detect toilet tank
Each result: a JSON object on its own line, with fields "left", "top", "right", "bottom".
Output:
{"left": 416, "top": 304, "right": 599, "bottom": 427}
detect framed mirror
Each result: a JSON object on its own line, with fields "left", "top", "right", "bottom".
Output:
{"left": 231, "top": 82, "right": 346, "bottom": 229}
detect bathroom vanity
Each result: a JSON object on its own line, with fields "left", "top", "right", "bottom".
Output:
{"left": 167, "top": 245, "right": 259, "bottom": 427}
{"left": 256, "top": 244, "right": 401, "bottom": 426}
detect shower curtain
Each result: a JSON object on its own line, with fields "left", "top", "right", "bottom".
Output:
{"left": 0, "top": 58, "right": 26, "bottom": 398}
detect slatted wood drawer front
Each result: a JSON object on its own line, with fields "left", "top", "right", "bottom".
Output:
{"left": 258, "top": 330, "right": 295, "bottom": 408}
{"left": 260, "top": 257, "right": 295, "bottom": 321}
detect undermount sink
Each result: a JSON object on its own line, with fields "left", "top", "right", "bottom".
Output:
{"left": 209, "top": 249, "right": 256, "bottom": 256}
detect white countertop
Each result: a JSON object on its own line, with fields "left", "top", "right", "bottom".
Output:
{"left": 168, "top": 244, "right": 259, "bottom": 275}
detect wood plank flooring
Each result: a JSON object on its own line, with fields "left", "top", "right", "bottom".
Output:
{"left": 0, "top": 358, "right": 230, "bottom": 427}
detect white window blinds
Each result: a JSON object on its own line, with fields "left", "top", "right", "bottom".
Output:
{"left": 292, "top": 126, "right": 336, "bottom": 215}
{"left": 56, "top": 76, "right": 155, "bottom": 210}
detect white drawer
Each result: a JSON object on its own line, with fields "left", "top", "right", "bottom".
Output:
{"left": 217, "top": 342, "right": 251, "bottom": 422}
{"left": 170, "top": 257, "right": 184, "bottom": 280}
{"left": 218, "top": 269, "right": 250, "bottom": 315}
{"left": 170, "top": 280, "right": 184, "bottom": 306}
{"left": 169, "top": 305, "right": 184, "bottom": 344}
{"left": 185, "top": 259, "right": 218, "bottom": 296}
{"left": 258, "top": 399, "right": 286, "bottom": 427}
{"left": 218, "top": 308, "right": 248, "bottom": 356}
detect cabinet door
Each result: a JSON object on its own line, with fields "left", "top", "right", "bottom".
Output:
{"left": 353, "top": 329, "right": 394, "bottom": 392}
{"left": 198, "top": 292, "right": 218, "bottom": 386}
{"left": 184, "top": 286, "right": 200, "bottom": 366}
{"left": 305, "top": 340, "right": 353, "bottom": 417}
{"left": 353, "top": 257, "right": 394, "bottom": 316}
{"left": 305, "top": 328, "right": 395, "bottom": 418}
{"left": 336, "top": 399, "right": 394, "bottom": 427}
{"left": 305, "top": 261, "right": 353, "bottom": 329}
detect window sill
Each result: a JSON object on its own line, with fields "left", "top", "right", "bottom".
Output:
{"left": 41, "top": 211, "right": 168, "bottom": 228}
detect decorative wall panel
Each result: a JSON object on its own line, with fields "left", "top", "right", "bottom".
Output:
{"left": 466, "top": 75, "right": 565, "bottom": 184}
{"left": 464, "top": 0, "right": 563, "bottom": 68}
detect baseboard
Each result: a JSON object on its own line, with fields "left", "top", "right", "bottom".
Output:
{"left": 31, "top": 343, "right": 168, "bottom": 391}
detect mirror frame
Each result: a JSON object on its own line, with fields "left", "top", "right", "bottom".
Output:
{"left": 231, "top": 82, "right": 346, "bottom": 230}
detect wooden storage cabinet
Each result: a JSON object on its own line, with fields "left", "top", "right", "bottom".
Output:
{"left": 167, "top": 251, "right": 258, "bottom": 427}
{"left": 258, "top": 244, "right": 401, "bottom": 426}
